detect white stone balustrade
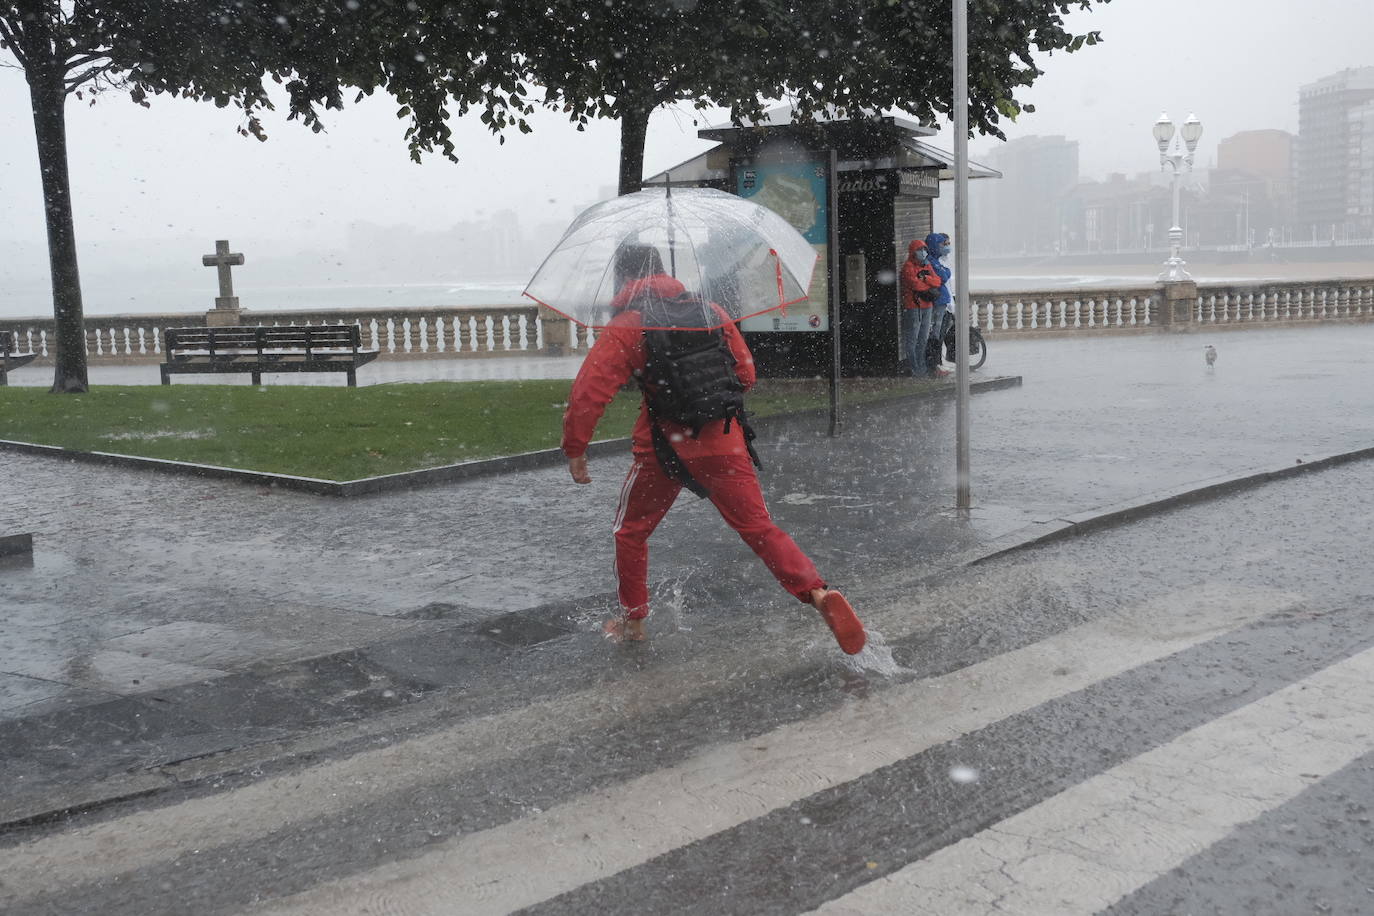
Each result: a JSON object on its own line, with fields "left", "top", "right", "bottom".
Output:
{"left": 0, "top": 304, "right": 567, "bottom": 364}
{"left": 969, "top": 277, "right": 1374, "bottom": 335}
{"left": 4, "top": 278, "right": 1373, "bottom": 365}
{"left": 1191, "top": 282, "right": 1374, "bottom": 325}
{"left": 969, "top": 286, "right": 1159, "bottom": 333}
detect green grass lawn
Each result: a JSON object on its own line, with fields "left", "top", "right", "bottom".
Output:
{"left": 0, "top": 377, "right": 932, "bottom": 480}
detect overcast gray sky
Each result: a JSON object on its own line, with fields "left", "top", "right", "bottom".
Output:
{"left": 0, "top": 0, "right": 1370, "bottom": 256}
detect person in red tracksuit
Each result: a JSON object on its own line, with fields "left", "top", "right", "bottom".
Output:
{"left": 562, "top": 244, "right": 866, "bottom": 654}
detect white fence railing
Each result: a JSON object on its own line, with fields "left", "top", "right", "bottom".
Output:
{"left": 971, "top": 277, "right": 1374, "bottom": 334}
{"left": 1190, "top": 283, "right": 1374, "bottom": 325}
{"left": 0, "top": 304, "right": 575, "bottom": 364}
{"left": 6, "top": 277, "right": 1374, "bottom": 363}
{"left": 970, "top": 286, "right": 1158, "bottom": 332}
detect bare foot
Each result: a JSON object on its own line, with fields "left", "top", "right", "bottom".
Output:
{"left": 603, "top": 616, "right": 647, "bottom": 643}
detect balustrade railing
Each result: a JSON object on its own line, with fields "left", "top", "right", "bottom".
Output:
{"left": 1191, "top": 281, "right": 1374, "bottom": 325}
{"left": 969, "top": 286, "right": 1158, "bottom": 333}
{"left": 5, "top": 277, "right": 1373, "bottom": 363}
{"left": 971, "top": 277, "right": 1374, "bottom": 335}
{"left": 0, "top": 304, "right": 558, "bottom": 364}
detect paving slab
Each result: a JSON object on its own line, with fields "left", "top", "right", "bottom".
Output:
{"left": 0, "top": 533, "right": 32, "bottom": 557}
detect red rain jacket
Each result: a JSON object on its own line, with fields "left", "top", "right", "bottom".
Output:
{"left": 900, "top": 240, "right": 942, "bottom": 310}
{"left": 561, "top": 274, "right": 757, "bottom": 461}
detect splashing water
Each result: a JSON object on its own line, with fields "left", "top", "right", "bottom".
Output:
{"left": 569, "top": 598, "right": 618, "bottom": 631}
{"left": 570, "top": 574, "right": 696, "bottom": 635}
{"left": 837, "top": 628, "right": 911, "bottom": 678}
{"left": 652, "top": 575, "right": 694, "bottom": 633}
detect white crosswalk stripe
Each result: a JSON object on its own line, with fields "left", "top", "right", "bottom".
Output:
{"left": 245, "top": 582, "right": 1298, "bottom": 916}
{"left": 2, "top": 579, "right": 1354, "bottom": 916}
{"left": 812, "top": 642, "right": 1374, "bottom": 915}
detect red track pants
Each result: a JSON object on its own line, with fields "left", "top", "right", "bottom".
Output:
{"left": 612, "top": 453, "right": 825, "bottom": 618}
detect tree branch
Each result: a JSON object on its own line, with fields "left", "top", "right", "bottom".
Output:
{"left": 64, "top": 51, "right": 105, "bottom": 69}
{"left": 0, "top": 15, "right": 30, "bottom": 69}
{"left": 65, "top": 61, "right": 114, "bottom": 91}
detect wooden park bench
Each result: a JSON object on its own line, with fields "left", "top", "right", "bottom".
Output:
{"left": 160, "top": 325, "right": 379, "bottom": 387}
{"left": 0, "top": 330, "right": 38, "bottom": 386}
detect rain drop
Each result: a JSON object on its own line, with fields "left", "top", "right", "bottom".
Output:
{"left": 949, "top": 765, "right": 979, "bottom": 784}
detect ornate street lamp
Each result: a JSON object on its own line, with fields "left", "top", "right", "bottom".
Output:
{"left": 1154, "top": 111, "right": 1203, "bottom": 281}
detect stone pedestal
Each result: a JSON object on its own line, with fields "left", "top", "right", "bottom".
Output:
{"left": 1158, "top": 280, "right": 1198, "bottom": 328}
{"left": 206, "top": 308, "right": 244, "bottom": 327}
{"left": 538, "top": 305, "right": 573, "bottom": 356}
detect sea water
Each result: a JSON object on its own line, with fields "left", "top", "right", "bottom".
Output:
{"left": 2, "top": 280, "right": 530, "bottom": 320}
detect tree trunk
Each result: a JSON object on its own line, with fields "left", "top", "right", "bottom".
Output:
{"left": 617, "top": 101, "right": 650, "bottom": 197}
{"left": 27, "top": 62, "right": 88, "bottom": 393}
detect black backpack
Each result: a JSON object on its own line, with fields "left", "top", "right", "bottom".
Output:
{"left": 630, "top": 292, "right": 760, "bottom": 497}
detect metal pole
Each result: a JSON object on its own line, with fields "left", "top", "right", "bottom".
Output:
{"left": 1170, "top": 166, "right": 1182, "bottom": 263}
{"left": 953, "top": 0, "right": 971, "bottom": 510}
{"left": 665, "top": 180, "right": 677, "bottom": 277}
{"left": 828, "top": 147, "right": 843, "bottom": 438}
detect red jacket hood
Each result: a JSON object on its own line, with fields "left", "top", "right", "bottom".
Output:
{"left": 908, "top": 239, "right": 928, "bottom": 258}
{"left": 609, "top": 274, "right": 687, "bottom": 311}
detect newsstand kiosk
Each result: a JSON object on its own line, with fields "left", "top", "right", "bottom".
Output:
{"left": 644, "top": 107, "right": 999, "bottom": 378}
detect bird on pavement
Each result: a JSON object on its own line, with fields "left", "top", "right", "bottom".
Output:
{"left": 1204, "top": 344, "right": 1217, "bottom": 368}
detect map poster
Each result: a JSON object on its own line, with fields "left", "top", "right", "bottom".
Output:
{"left": 736, "top": 162, "right": 830, "bottom": 332}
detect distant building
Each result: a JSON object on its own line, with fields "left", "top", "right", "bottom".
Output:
{"left": 1059, "top": 173, "right": 1174, "bottom": 254}
{"left": 1352, "top": 100, "right": 1374, "bottom": 238}
{"left": 970, "top": 135, "right": 1078, "bottom": 255}
{"left": 1218, "top": 129, "right": 1294, "bottom": 179}
{"left": 1296, "top": 67, "right": 1374, "bottom": 241}
{"left": 1202, "top": 130, "right": 1296, "bottom": 247}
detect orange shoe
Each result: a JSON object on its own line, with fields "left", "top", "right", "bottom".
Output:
{"left": 816, "top": 590, "right": 866, "bottom": 655}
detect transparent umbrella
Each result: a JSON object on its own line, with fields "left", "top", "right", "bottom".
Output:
{"left": 523, "top": 187, "right": 818, "bottom": 330}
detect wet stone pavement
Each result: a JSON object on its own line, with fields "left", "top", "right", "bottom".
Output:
{"left": 4, "top": 325, "right": 1374, "bottom": 739}
{"left": 0, "top": 417, "right": 1371, "bottom": 914}
{"left": 0, "top": 322, "right": 1373, "bottom": 912}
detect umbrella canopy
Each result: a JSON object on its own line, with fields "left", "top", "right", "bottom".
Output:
{"left": 523, "top": 187, "right": 818, "bottom": 330}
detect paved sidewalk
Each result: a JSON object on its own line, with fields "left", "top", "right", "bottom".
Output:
{"left": 2, "top": 322, "right": 1372, "bottom": 810}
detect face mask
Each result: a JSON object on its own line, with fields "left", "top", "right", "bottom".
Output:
{"left": 940, "top": 246, "right": 952, "bottom": 258}
{"left": 915, "top": 250, "right": 928, "bottom": 263}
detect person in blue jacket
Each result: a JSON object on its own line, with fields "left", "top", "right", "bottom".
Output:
{"left": 924, "top": 232, "right": 953, "bottom": 377}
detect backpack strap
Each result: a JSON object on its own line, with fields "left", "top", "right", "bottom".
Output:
{"left": 738, "top": 412, "right": 762, "bottom": 471}
{"left": 633, "top": 364, "right": 707, "bottom": 498}
{"left": 647, "top": 414, "right": 709, "bottom": 499}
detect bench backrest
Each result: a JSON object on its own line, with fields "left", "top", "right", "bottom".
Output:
{"left": 164, "top": 325, "right": 364, "bottom": 354}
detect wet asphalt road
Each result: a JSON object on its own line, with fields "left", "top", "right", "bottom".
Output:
{"left": 0, "top": 449, "right": 1371, "bottom": 914}
{"left": 2, "top": 323, "right": 1374, "bottom": 912}
{"left": 5, "top": 322, "right": 1374, "bottom": 723}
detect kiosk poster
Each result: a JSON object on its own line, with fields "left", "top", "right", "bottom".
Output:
{"left": 736, "top": 162, "right": 829, "bottom": 332}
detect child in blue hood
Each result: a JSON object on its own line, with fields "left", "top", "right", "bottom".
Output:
{"left": 924, "top": 233, "right": 953, "bottom": 376}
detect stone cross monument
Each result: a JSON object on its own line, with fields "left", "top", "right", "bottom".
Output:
{"left": 202, "top": 239, "right": 245, "bottom": 326}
